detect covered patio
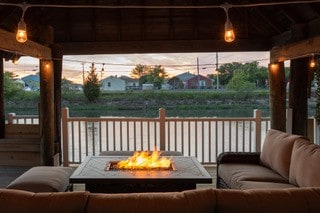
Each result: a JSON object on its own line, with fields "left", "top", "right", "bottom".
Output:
{"left": 0, "top": 0, "right": 320, "bottom": 167}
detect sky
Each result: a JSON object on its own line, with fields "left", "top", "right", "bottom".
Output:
{"left": 4, "top": 51, "right": 271, "bottom": 84}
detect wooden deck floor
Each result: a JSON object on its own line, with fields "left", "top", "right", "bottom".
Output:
{"left": 0, "top": 165, "right": 217, "bottom": 190}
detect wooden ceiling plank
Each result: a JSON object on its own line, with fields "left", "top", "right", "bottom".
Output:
{"left": 0, "top": 28, "right": 51, "bottom": 59}
{"left": 58, "top": 38, "right": 270, "bottom": 55}
{"left": 270, "top": 36, "right": 320, "bottom": 63}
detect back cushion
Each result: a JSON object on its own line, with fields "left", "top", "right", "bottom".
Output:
{"left": 289, "top": 138, "right": 320, "bottom": 187}
{"left": 260, "top": 129, "right": 305, "bottom": 179}
{"left": 214, "top": 187, "right": 320, "bottom": 213}
{"left": 86, "top": 188, "right": 216, "bottom": 213}
{"left": 0, "top": 189, "right": 88, "bottom": 213}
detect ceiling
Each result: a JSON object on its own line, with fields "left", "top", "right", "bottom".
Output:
{"left": 1, "top": 0, "right": 320, "bottom": 56}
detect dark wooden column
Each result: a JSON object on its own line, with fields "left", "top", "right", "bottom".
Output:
{"left": 268, "top": 62, "right": 286, "bottom": 131}
{"left": 39, "top": 60, "right": 55, "bottom": 166}
{"left": 38, "top": 25, "right": 55, "bottom": 166}
{"left": 0, "top": 51, "right": 4, "bottom": 138}
{"left": 52, "top": 45, "right": 63, "bottom": 164}
{"left": 289, "top": 58, "right": 309, "bottom": 136}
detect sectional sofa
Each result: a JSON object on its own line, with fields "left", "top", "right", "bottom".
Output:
{"left": 217, "top": 129, "right": 320, "bottom": 189}
{"left": 1, "top": 187, "right": 320, "bottom": 213}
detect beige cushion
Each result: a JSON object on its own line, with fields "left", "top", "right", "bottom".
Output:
{"left": 0, "top": 189, "right": 88, "bottom": 213}
{"left": 215, "top": 187, "right": 320, "bottom": 213}
{"left": 6, "top": 166, "right": 74, "bottom": 192}
{"left": 218, "top": 164, "right": 289, "bottom": 189}
{"left": 289, "top": 138, "right": 320, "bottom": 187}
{"left": 260, "top": 129, "right": 305, "bottom": 179}
{"left": 86, "top": 188, "right": 215, "bottom": 213}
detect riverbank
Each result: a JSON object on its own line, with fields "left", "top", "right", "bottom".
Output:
{"left": 5, "top": 89, "right": 317, "bottom": 118}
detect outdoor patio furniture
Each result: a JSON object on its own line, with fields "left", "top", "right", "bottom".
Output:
{"left": 1, "top": 187, "right": 320, "bottom": 213}
{"left": 217, "top": 129, "right": 320, "bottom": 189}
{"left": 6, "top": 166, "right": 74, "bottom": 192}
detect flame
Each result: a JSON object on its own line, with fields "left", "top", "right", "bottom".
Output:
{"left": 116, "top": 150, "right": 172, "bottom": 170}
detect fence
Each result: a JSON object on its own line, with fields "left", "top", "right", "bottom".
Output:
{"left": 61, "top": 107, "right": 271, "bottom": 166}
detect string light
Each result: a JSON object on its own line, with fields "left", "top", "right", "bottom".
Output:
{"left": 221, "top": 3, "right": 235, "bottom": 43}
{"left": 16, "top": 3, "right": 29, "bottom": 43}
{"left": 310, "top": 55, "right": 317, "bottom": 68}
{"left": 1, "top": 1, "right": 320, "bottom": 44}
{"left": 12, "top": 53, "right": 19, "bottom": 65}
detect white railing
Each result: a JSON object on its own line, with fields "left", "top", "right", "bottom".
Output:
{"left": 7, "top": 113, "right": 39, "bottom": 124}
{"left": 61, "top": 107, "right": 271, "bottom": 166}
{"left": 8, "top": 109, "right": 317, "bottom": 165}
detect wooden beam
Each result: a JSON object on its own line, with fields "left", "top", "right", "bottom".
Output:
{"left": 0, "top": 51, "right": 4, "bottom": 138}
{"left": 52, "top": 44, "right": 63, "bottom": 165}
{"left": 268, "top": 62, "right": 286, "bottom": 132}
{"left": 58, "top": 38, "right": 270, "bottom": 55}
{"left": 270, "top": 36, "right": 320, "bottom": 63}
{"left": 39, "top": 59, "right": 55, "bottom": 166}
{"left": 289, "top": 58, "right": 309, "bottom": 136}
{"left": 0, "top": 28, "right": 51, "bottom": 60}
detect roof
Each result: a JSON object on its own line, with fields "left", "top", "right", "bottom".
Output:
{"left": 101, "top": 76, "right": 125, "bottom": 82}
{"left": 21, "top": 74, "right": 39, "bottom": 82}
{"left": 119, "top": 75, "right": 139, "bottom": 82}
{"left": 1, "top": 1, "right": 320, "bottom": 57}
{"left": 175, "top": 72, "right": 195, "bottom": 81}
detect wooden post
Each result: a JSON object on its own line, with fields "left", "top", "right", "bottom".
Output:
{"left": 159, "top": 108, "right": 166, "bottom": 150}
{"left": 38, "top": 25, "right": 56, "bottom": 166}
{"left": 0, "top": 51, "right": 4, "bottom": 138}
{"left": 62, "top": 107, "right": 69, "bottom": 166}
{"left": 254, "top": 109, "right": 262, "bottom": 152}
{"left": 268, "top": 62, "right": 286, "bottom": 132}
{"left": 289, "top": 57, "right": 309, "bottom": 136}
{"left": 52, "top": 45, "right": 63, "bottom": 164}
{"left": 39, "top": 60, "right": 55, "bottom": 166}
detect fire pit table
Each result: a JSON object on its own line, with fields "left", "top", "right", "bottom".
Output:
{"left": 70, "top": 155, "right": 212, "bottom": 193}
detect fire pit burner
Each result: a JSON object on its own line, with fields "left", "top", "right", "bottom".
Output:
{"left": 105, "top": 161, "right": 177, "bottom": 171}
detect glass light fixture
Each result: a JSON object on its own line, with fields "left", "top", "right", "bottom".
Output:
{"left": 310, "top": 55, "right": 316, "bottom": 68}
{"left": 222, "top": 3, "right": 235, "bottom": 43}
{"left": 16, "top": 18, "right": 27, "bottom": 43}
{"left": 224, "top": 19, "right": 235, "bottom": 43}
{"left": 16, "top": 3, "right": 29, "bottom": 43}
{"left": 12, "top": 53, "right": 19, "bottom": 65}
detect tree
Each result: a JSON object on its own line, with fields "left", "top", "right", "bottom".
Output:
{"left": 61, "top": 77, "right": 73, "bottom": 95}
{"left": 146, "top": 65, "right": 168, "bottom": 89}
{"left": 83, "top": 63, "right": 100, "bottom": 102}
{"left": 4, "top": 72, "right": 23, "bottom": 97}
{"left": 130, "top": 64, "right": 149, "bottom": 78}
{"left": 208, "top": 62, "right": 242, "bottom": 87}
{"left": 226, "top": 71, "right": 256, "bottom": 92}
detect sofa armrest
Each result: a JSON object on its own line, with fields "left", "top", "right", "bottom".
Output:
{"left": 217, "top": 152, "right": 261, "bottom": 165}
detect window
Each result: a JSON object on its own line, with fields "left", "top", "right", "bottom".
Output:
{"left": 108, "top": 82, "right": 111, "bottom": 87}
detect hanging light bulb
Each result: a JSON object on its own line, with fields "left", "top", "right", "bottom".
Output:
{"left": 222, "top": 3, "right": 235, "bottom": 43}
{"left": 16, "top": 3, "right": 29, "bottom": 43}
{"left": 12, "top": 53, "right": 19, "bottom": 65}
{"left": 16, "top": 18, "right": 27, "bottom": 43}
{"left": 310, "top": 55, "right": 316, "bottom": 68}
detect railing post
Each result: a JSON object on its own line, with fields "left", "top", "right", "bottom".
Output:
{"left": 7, "top": 113, "right": 16, "bottom": 124}
{"left": 159, "top": 108, "right": 166, "bottom": 150}
{"left": 254, "top": 109, "right": 262, "bottom": 152}
{"left": 62, "top": 107, "right": 69, "bottom": 166}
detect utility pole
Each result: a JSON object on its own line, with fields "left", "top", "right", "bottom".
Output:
{"left": 82, "top": 62, "right": 85, "bottom": 85}
{"left": 197, "top": 57, "right": 200, "bottom": 90}
{"left": 216, "top": 52, "right": 219, "bottom": 90}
